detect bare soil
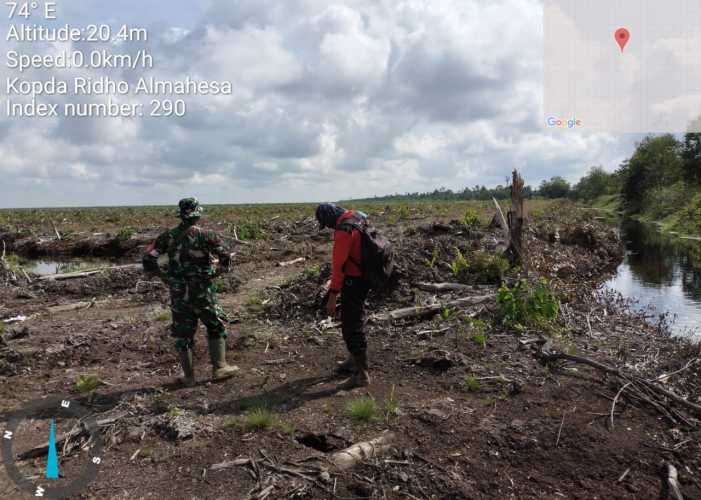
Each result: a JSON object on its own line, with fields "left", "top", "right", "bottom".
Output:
{"left": 1, "top": 204, "right": 700, "bottom": 500}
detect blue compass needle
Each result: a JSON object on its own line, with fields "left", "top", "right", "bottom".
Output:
{"left": 46, "top": 419, "right": 59, "bottom": 480}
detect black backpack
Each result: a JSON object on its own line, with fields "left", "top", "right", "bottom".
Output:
{"left": 339, "top": 216, "right": 395, "bottom": 289}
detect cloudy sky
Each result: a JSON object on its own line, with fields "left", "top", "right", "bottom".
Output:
{"left": 0, "top": 0, "right": 640, "bottom": 208}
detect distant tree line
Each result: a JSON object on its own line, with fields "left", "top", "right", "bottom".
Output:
{"left": 356, "top": 133, "right": 701, "bottom": 211}
{"left": 355, "top": 184, "right": 533, "bottom": 202}
{"left": 355, "top": 172, "right": 617, "bottom": 203}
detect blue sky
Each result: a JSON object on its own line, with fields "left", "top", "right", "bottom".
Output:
{"left": 0, "top": 0, "right": 642, "bottom": 208}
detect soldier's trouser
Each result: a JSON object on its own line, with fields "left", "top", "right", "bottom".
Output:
{"left": 341, "top": 277, "right": 370, "bottom": 356}
{"left": 170, "top": 281, "right": 227, "bottom": 351}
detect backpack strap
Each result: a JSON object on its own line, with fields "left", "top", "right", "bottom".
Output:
{"left": 337, "top": 217, "right": 366, "bottom": 271}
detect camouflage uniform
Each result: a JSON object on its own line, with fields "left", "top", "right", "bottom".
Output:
{"left": 150, "top": 224, "right": 230, "bottom": 341}
{"left": 143, "top": 198, "right": 237, "bottom": 384}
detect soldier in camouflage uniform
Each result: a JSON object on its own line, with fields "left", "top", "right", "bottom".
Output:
{"left": 142, "top": 198, "right": 239, "bottom": 386}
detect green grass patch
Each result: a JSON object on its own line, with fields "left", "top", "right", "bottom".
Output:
{"left": 153, "top": 309, "right": 171, "bottom": 322}
{"left": 303, "top": 264, "right": 322, "bottom": 281}
{"left": 425, "top": 246, "right": 440, "bottom": 269}
{"left": 246, "top": 294, "right": 264, "bottom": 311}
{"left": 115, "top": 227, "right": 135, "bottom": 241}
{"left": 463, "top": 376, "right": 481, "bottom": 393}
{"left": 213, "top": 278, "right": 226, "bottom": 293}
{"left": 384, "top": 385, "right": 400, "bottom": 420}
{"left": 347, "top": 397, "right": 379, "bottom": 422}
{"left": 75, "top": 374, "right": 101, "bottom": 393}
{"left": 529, "top": 208, "right": 545, "bottom": 219}
{"left": 223, "top": 407, "right": 290, "bottom": 432}
{"left": 471, "top": 333, "right": 487, "bottom": 348}
{"left": 167, "top": 405, "right": 184, "bottom": 418}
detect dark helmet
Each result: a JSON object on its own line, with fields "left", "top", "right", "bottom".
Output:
{"left": 315, "top": 203, "right": 345, "bottom": 230}
{"left": 178, "top": 197, "right": 203, "bottom": 221}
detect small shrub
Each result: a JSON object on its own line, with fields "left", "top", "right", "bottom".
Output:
{"left": 303, "top": 265, "right": 321, "bottom": 281}
{"left": 463, "top": 208, "right": 480, "bottom": 228}
{"left": 472, "top": 333, "right": 487, "bottom": 348}
{"left": 530, "top": 209, "right": 545, "bottom": 219}
{"left": 246, "top": 294, "right": 264, "bottom": 311}
{"left": 384, "top": 385, "right": 400, "bottom": 420}
{"left": 213, "top": 278, "right": 226, "bottom": 293}
{"left": 439, "top": 307, "right": 454, "bottom": 322}
{"left": 425, "top": 247, "right": 440, "bottom": 269}
{"left": 347, "top": 397, "right": 379, "bottom": 422}
{"left": 470, "top": 252, "right": 510, "bottom": 284}
{"left": 464, "top": 376, "right": 481, "bottom": 393}
{"left": 277, "top": 422, "right": 296, "bottom": 435}
{"left": 115, "top": 227, "right": 135, "bottom": 241}
{"left": 496, "top": 278, "right": 560, "bottom": 328}
{"left": 167, "top": 405, "right": 183, "bottom": 418}
{"left": 75, "top": 374, "right": 101, "bottom": 393}
{"left": 153, "top": 309, "right": 171, "bottom": 322}
{"left": 222, "top": 417, "right": 239, "bottom": 429}
{"left": 0, "top": 323, "right": 5, "bottom": 336}
{"left": 449, "top": 248, "right": 470, "bottom": 276}
{"left": 237, "top": 222, "right": 266, "bottom": 241}
{"left": 150, "top": 396, "right": 169, "bottom": 414}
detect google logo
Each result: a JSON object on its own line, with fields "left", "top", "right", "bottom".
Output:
{"left": 546, "top": 116, "right": 583, "bottom": 129}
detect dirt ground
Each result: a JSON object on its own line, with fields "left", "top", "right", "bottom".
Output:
{"left": 1, "top": 202, "right": 700, "bottom": 500}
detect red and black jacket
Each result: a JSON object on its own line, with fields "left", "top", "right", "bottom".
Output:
{"left": 330, "top": 211, "right": 363, "bottom": 293}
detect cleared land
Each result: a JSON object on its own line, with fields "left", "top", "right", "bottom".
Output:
{"left": 0, "top": 200, "right": 699, "bottom": 499}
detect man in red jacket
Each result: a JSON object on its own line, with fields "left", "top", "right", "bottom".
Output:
{"left": 316, "top": 203, "right": 371, "bottom": 388}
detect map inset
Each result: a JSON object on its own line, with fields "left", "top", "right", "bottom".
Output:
{"left": 544, "top": 0, "right": 701, "bottom": 133}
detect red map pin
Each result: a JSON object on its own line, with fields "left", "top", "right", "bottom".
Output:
{"left": 615, "top": 28, "right": 630, "bottom": 52}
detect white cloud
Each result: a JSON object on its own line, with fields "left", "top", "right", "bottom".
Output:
{"left": 0, "top": 0, "right": 637, "bottom": 208}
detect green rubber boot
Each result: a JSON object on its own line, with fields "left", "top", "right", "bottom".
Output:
{"left": 208, "top": 337, "right": 239, "bottom": 381}
{"left": 177, "top": 348, "right": 196, "bottom": 387}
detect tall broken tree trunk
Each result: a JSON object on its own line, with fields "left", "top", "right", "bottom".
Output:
{"left": 506, "top": 169, "right": 525, "bottom": 266}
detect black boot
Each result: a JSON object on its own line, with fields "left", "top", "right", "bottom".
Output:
{"left": 340, "top": 352, "right": 370, "bottom": 389}
{"left": 335, "top": 355, "right": 357, "bottom": 375}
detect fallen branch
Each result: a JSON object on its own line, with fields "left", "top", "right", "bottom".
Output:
{"left": 210, "top": 458, "right": 252, "bottom": 471}
{"left": 610, "top": 382, "right": 633, "bottom": 430}
{"left": 18, "top": 414, "right": 124, "bottom": 460}
{"left": 540, "top": 348, "right": 701, "bottom": 420}
{"left": 51, "top": 220, "right": 62, "bottom": 240}
{"left": 658, "top": 462, "right": 684, "bottom": 500}
{"left": 654, "top": 358, "right": 699, "bottom": 383}
{"left": 38, "top": 264, "right": 141, "bottom": 281}
{"left": 417, "top": 326, "right": 452, "bottom": 337}
{"left": 414, "top": 282, "right": 473, "bottom": 293}
{"left": 278, "top": 257, "right": 305, "bottom": 267}
{"left": 47, "top": 299, "right": 96, "bottom": 314}
{"left": 372, "top": 295, "right": 494, "bottom": 322}
{"left": 492, "top": 198, "right": 510, "bottom": 241}
{"left": 329, "top": 432, "right": 396, "bottom": 471}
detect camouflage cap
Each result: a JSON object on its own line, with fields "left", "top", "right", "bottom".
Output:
{"left": 178, "top": 197, "right": 203, "bottom": 220}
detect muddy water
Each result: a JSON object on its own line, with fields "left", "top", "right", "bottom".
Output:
{"left": 13, "top": 257, "right": 117, "bottom": 276}
{"left": 605, "top": 220, "right": 701, "bottom": 338}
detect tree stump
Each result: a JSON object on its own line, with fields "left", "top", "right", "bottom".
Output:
{"left": 506, "top": 170, "right": 525, "bottom": 266}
